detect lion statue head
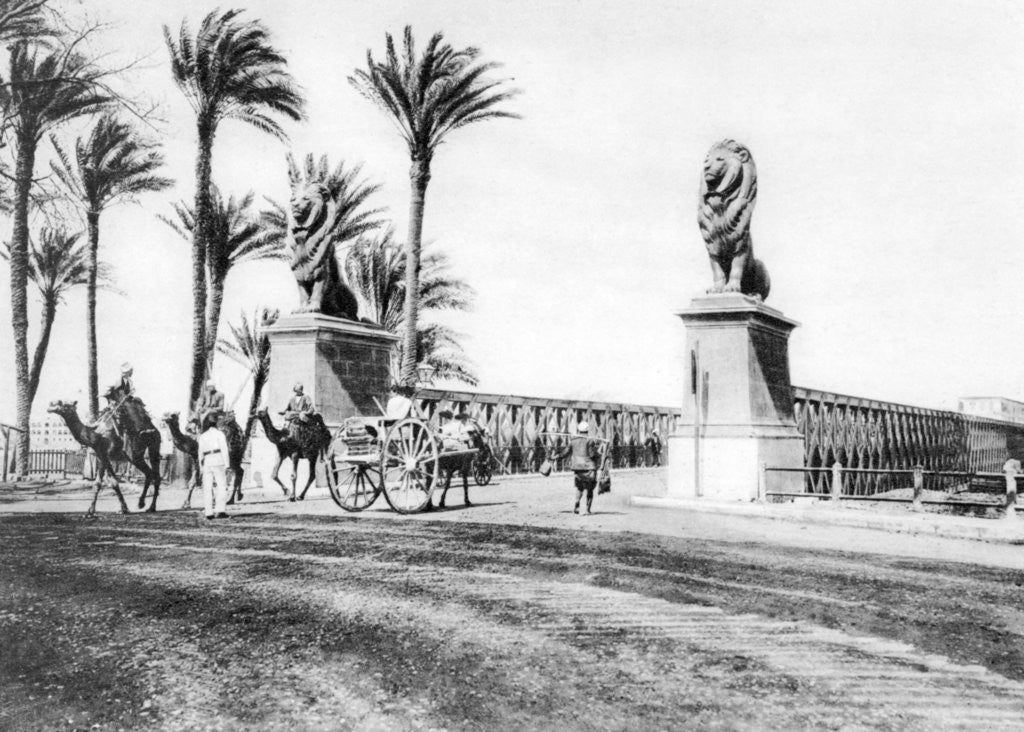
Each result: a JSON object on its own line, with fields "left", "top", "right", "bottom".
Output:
{"left": 697, "top": 139, "right": 757, "bottom": 258}
{"left": 290, "top": 182, "right": 336, "bottom": 249}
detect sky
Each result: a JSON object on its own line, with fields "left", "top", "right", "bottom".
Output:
{"left": 2, "top": 0, "right": 1023, "bottom": 423}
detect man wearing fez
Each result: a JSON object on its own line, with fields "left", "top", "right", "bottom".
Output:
{"left": 198, "top": 414, "right": 230, "bottom": 520}
{"left": 283, "top": 383, "right": 314, "bottom": 426}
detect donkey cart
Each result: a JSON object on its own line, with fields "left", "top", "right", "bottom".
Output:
{"left": 324, "top": 416, "right": 478, "bottom": 514}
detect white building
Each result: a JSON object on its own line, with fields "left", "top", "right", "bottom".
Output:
{"left": 29, "top": 415, "right": 80, "bottom": 451}
{"left": 957, "top": 397, "right": 1024, "bottom": 425}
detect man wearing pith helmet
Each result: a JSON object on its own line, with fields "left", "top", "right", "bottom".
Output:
{"left": 553, "top": 421, "right": 604, "bottom": 515}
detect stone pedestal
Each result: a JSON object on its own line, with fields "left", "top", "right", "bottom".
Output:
{"left": 667, "top": 293, "right": 804, "bottom": 501}
{"left": 264, "top": 313, "right": 398, "bottom": 428}
{"left": 255, "top": 314, "right": 398, "bottom": 489}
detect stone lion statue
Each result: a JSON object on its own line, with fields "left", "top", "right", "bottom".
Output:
{"left": 697, "top": 139, "right": 770, "bottom": 301}
{"left": 289, "top": 182, "right": 360, "bottom": 319}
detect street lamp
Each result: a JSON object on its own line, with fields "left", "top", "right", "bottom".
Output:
{"left": 416, "top": 363, "right": 436, "bottom": 387}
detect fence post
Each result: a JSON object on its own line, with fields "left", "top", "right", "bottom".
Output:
{"left": 912, "top": 465, "right": 924, "bottom": 512}
{"left": 831, "top": 462, "right": 843, "bottom": 502}
{"left": 757, "top": 462, "right": 766, "bottom": 503}
{"left": 1004, "top": 462, "right": 1019, "bottom": 520}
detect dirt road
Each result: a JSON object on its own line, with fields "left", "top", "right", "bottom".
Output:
{"left": 3, "top": 484, "right": 1024, "bottom": 729}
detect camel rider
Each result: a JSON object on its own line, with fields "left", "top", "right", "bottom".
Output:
{"left": 282, "top": 383, "right": 314, "bottom": 426}
{"left": 88, "top": 363, "right": 136, "bottom": 432}
{"left": 196, "top": 380, "right": 226, "bottom": 427}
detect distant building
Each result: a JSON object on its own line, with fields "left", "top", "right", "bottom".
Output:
{"left": 957, "top": 397, "right": 1024, "bottom": 425}
{"left": 29, "top": 415, "right": 79, "bottom": 451}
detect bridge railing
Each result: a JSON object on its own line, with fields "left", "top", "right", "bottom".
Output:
{"left": 416, "top": 388, "right": 674, "bottom": 475}
{"left": 791, "top": 386, "right": 1024, "bottom": 493}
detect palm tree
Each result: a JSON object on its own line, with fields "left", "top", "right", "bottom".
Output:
{"left": 344, "top": 231, "right": 477, "bottom": 385}
{"left": 0, "top": 228, "right": 113, "bottom": 404}
{"left": 349, "top": 26, "right": 518, "bottom": 387}
{"left": 0, "top": 40, "right": 112, "bottom": 476}
{"left": 164, "top": 8, "right": 305, "bottom": 408}
{"left": 160, "top": 186, "right": 286, "bottom": 368}
{"left": 50, "top": 113, "right": 173, "bottom": 419}
{"left": 216, "top": 307, "right": 279, "bottom": 454}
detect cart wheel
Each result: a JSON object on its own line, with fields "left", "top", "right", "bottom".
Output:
{"left": 473, "top": 459, "right": 492, "bottom": 486}
{"left": 381, "top": 418, "right": 439, "bottom": 514}
{"left": 326, "top": 455, "right": 382, "bottom": 512}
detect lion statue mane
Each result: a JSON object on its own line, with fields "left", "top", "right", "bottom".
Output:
{"left": 697, "top": 139, "right": 770, "bottom": 301}
{"left": 289, "top": 182, "right": 360, "bottom": 320}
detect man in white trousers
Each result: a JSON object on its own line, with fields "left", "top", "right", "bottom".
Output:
{"left": 198, "top": 414, "right": 230, "bottom": 520}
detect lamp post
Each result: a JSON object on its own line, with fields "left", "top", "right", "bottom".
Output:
{"left": 416, "top": 363, "right": 436, "bottom": 387}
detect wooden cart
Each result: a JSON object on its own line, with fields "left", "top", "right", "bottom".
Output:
{"left": 324, "top": 415, "right": 478, "bottom": 515}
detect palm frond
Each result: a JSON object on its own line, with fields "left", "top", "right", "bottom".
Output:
{"left": 50, "top": 112, "right": 173, "bottom": 212}
{"left": 165, "top": 9, "right": 306, "bottom": 137}
{"left": 350, "top": 27, "right": 519, "bottom": 158}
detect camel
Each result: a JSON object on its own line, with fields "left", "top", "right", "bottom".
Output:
{"left": 163, "top": 412, "right": 246, "bottom": 508}
{"left": 97, "top": 385, "right": 163, "bottom": 511}
{"left": 47, "top": 400, "right": 130, "bottom": 516}
{"left": 255, "top": 408, "right": 331, "bottom": 501}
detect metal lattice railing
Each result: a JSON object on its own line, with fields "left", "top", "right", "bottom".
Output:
{"left": 415, "top": 388, "right": 675, "bottom": 475}
{"left": 792, "top": 387, "right": 1024, "bottom": 496}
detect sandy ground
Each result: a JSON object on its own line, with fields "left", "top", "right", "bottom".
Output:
{"left": 3, "top": 470, "right": 1024, "bottom": 730}
{"left": 5, "top": 468, "right": 1023, "bottom": 570}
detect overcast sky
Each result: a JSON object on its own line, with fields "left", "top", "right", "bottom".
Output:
{"left": 2, "top": 0, "right": 1022, "bottom": 422}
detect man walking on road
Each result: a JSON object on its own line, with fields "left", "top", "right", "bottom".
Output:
{"left": 553, "top": 422, "right": 604, "bottom": 515}
{"left": 198, "top": 414, "right": 231, "bottom": 520}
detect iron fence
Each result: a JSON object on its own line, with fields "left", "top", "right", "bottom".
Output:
{"left": 26, "top": 450, "right": 78, "bottom": 477}
{"left": 26, "top": 449, "right": 177, "bottom": 483}
{"left": 791, "top": 387, "right": 1024, "bottom": 494}
{"left": 764, "top": 465, "right": 1020, "bottom": 512}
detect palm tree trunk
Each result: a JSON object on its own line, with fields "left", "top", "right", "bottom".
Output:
{"left": 85, "top": 210, "right": 100, "bottom": 419}
{"left": 189, "top": 122, "right": 213, "bottom": 409}
{"left": 205, "top": 275, "right": 225, "bottom": 372}
{"left": 400, "top": 156, "right": 431, "bottom": 387}
{"left": 28, "top": 298, "right": 57, "bottom": 404}
{"left": 9, "top": 136, "right": 36, "bottom": 478}
{"left": 242, "top": 370, "right": 266, "bottom": 455}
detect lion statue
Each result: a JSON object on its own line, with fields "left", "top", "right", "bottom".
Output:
{"left": 289, "top": 182, "right": 360, "bottom": 319}
{"left": 697, "top": 139, "right": 770, "bottom": 301}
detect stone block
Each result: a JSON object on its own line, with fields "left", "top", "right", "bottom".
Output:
{"left": 254, "top": 313, "right": 398, "bottom": 489}
{"left": 669, "top": 293, "right": 805, "bottom": 501}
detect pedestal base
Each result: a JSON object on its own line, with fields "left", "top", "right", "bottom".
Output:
{"left": 667, "top": 430, "right": 804, "bottom": 501}
{"left": 670, "top": 293, "right": 805, "bottom": 501}
{"left": 264, "top": 313, "right": 398, "bottom": 428}
{"left": 255, "top": 313, "right": 398, "bottom": 490}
